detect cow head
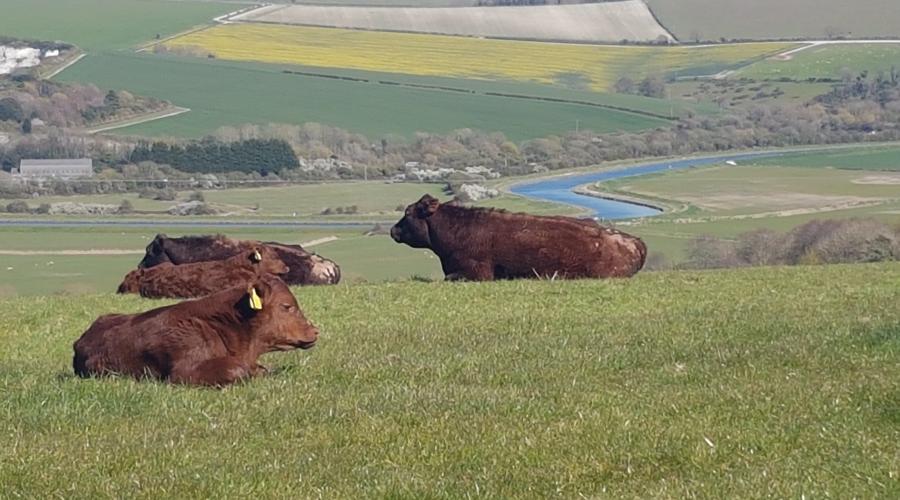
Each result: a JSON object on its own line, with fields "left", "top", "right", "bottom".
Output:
{"left": 116, "top": 268, "right": 143, "bottom": 294}
{"left": 247, "top": 246, "right": 290, "bottom": 276}
{"left": 391, "top": 194, "right": 440, "bottom": 248}
{"left": 242, "top": 275, "right": 319, "bottom": 351}
{"left": 139, "top": 234, "right": 172, "bottom": 268}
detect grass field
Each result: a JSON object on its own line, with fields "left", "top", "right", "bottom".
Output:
{"left": 589, "top": 147, "right": 900, "bottom": 260}
{"left": 645, "top": 0, "right": 900, "bottom": 40}
{"left": 740, "top": 43, "right": 900, "bottom": 80}
{"left": 236, "top": 1, "right": 669, "bottom": 43}
{"left": 606, "top": 165, "right": 900, "bottom": 217}
{"left": 56, "top": 52, "right": 673, "bottom": 140}
{"left": 0, "top": 224, "right": 444, "bottom": 296}
{"left": 164, "top": 24, "right": 795, "bottom": 92}
{"left": 0, "top": 182, "right": 448, "bottom": 220}
{"left": 748, "top": 145, "right": 900, "bottom": 170}
{"left": 1, "top": 263, "right": 898, "bottom": 496}
{"left": 0, "top": 181, "right": 572, "bottom": 221}
{"left": 0, "top": 0, "right": 232, "bottom": 51}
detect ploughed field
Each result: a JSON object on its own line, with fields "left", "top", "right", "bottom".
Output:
{"left": 1, "top": 263, "right": 898, "bottom": 497}
{"left": 233, "top": 1, "right": 670, "bottom": 44}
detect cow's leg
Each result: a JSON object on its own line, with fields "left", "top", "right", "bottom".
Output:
{"left": 169, "top": 357, "right": 253, "bottom": 387}
{"left": 457, "top": 260, "right": 495, "bottom": 281}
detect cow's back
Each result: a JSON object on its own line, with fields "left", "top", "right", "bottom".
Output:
{"left": 439, "top": 208, "right": 646, "bottom": 279}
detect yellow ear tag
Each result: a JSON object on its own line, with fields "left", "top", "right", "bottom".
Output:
{"left": 252, "top": 250, "right": 262, "bottom": 262}
{"left": 249, "top": 287, "right": 263, "bottom": 310}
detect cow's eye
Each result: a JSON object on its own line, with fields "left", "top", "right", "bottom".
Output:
{"left": 280, "top": 304, "right": 294, "bottom": 312}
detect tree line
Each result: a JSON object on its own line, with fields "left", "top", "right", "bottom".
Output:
{"left": 128, "top": 139, "right": 299, "bottom": 175}
{"left": 2, "top": 70, "right": 900, "bottom": 183}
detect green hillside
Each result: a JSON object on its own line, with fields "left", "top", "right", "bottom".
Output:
{"left": 2, "top": 264, "right": 898, "bottom": 497}
{"left": 646, "top": 0, "right": 900, "bottom": 41}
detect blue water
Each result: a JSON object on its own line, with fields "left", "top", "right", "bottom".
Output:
{"left": 510, "top": 152, "right": 782, "bottom": 220}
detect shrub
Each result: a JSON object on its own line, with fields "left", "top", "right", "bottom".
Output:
{"left": 118, "top": 199, "right": 134, "bottom": 214}
{"left": 6, "top": 201, "right": 30, "bottom": 213}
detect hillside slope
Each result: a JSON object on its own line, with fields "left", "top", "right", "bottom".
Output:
{"left": 2, "top": 263, "right": 898, "bottom": 497}
{"left": 234, "top": 1, "right": 672, "bottom": 43}
{"left": 646, "top": 0, "right": 900, "bottom": 41}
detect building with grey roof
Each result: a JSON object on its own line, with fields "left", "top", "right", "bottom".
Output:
{"left": 16, "top": 159, "right": 93, "bottom": 179}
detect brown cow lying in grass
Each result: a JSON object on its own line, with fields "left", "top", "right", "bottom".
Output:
{"left": 138, "top": 234, "right": 340, "bottom": 286}
{"left": 117, "top": 246, "right": 289, "bottom": 299}
{"left": 75, "top": 274, "right": 319, "bottom": 386}
{"left": 391, "top": 194, "right": 647, "bottom": 281}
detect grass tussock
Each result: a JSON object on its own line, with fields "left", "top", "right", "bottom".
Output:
{"left": 1, "top": 264, "right": 899, "bottom": 497}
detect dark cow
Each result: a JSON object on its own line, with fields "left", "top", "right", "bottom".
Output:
{"left": 139, "top": 234, "right": 340, "bottom": 285}
{"left": 391, "top": 194, "right": 647, "bottom": 281}
{"left": 118, "top": 246, "right": 289, "bottom": 299}
{"left": 75, "top": 274, "right": 319, "bottom": 386}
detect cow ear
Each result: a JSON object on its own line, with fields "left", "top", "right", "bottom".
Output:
{"left": 416, "top": 195, "right": 440, "bottom": 218}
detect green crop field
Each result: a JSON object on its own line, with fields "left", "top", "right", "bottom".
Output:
{"left": 0, "top": 0, "right": 697, "bottom": 140}
{"left": 749, "top": 146, "right": 900, "bottom": 170}
{"left": 646, "top": 0, "right": 900, "bottom": 41}
{"left": 1, "top": 264, "right": 898, "bottom": 497}
{"left": 55, "top": 53, "right": 672, "bottom": 141}
{"left": 740, "top": 43, "right": 900, "bottom": 81}
{"left": 0, "top": 0, "right": 232, "bottom": 51}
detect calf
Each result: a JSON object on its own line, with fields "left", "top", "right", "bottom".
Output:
{"left": 75, "top": 274, "right": 319, "bottom": 386}
{"left": 118, "top": 246, "right": 288, "bottom": 299}
{"left": 139, "top": 234, "right": 340, "bottom": 285}
{"left": 391, "top": 194, "right": 647, "bottom": 281}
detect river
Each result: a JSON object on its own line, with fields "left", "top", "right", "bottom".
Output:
{"left": 510, "top": 151, "right": 782, "bottom": 220}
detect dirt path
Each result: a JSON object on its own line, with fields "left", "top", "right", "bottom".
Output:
{"left": 44, "top": 53, "right": 86, "bottom": 79}
{"left": 86, "top": 106, "right": 191, "bottom": 134}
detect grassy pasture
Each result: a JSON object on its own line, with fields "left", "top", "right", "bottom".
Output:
{"left": 605, "top": 165, "right": 900, "bottom": 217}
{"left": 1, "top": 264, "right": 898, "bottom": 497}
{"left": 0, "top": 181, "right": 570, "bottom": 221}
{"left": 748, "top": 146, "right": 900, "bottom": 170}
{"left": 739, "top": 43, "right": 900, "bottom": 80}
{"left": 645, "top": 0, "right": 900, "bottom": 40}
{"left": 0, "top": 224, "right": 442, "bottom": 296}
{"left": 0, "top": 0, "right": 232, "bottom": 51}
{"left": 56, "top": 53, "right": 671, "bottom": 140}
{"left": 164, "top": 24, "right": 795, "bottom": 92}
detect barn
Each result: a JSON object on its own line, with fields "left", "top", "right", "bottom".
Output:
{"left": 16, "top": 159, "right": 93, "bottom": 179}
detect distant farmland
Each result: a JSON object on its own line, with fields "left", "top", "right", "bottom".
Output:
{"left": 234, "top": 1, "right": 671, "bottom": 43}
{"left": 738, "top": 43, "right": 900, "bottom": 80}
{"left": 645, "top": 0, "right": 900, "bottom": 41}
{"left": 0, "top": 0, "right": 232, "bottom": 51}
{"left": 57, "top": 53, "right": 674, "bottom": 140}
{"left": 165, "top": 24, "right": 795, "bottom": 92}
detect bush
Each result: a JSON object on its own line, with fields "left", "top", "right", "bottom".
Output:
{"left": 187, "top": 191, "right": 205, "bottom": 202}
{"left": 138, "top": 188, "right": 176, "bottom": 201}
{"left": 35, "top": 203, "right": 51, "bottom": 215}
{"left": 6, "top": 201, "right": 30, "bottom": 213}
{"left": 118, "top": 199, "right": 134, "bottom": 214}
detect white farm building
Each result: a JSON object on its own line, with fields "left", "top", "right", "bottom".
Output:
{"left": 16, "top": 159, "right": 93, "bottom": 179}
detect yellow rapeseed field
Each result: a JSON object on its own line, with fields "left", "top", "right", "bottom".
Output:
{"left": 165, "top": 24, "right": 797, "bottom": 91}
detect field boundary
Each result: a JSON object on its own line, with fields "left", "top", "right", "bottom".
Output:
{"left": 280, "top": 69, "right": 678, "bottom": 121}
{"left": 85, "top": 106, "right": 190, "bottom": 134}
